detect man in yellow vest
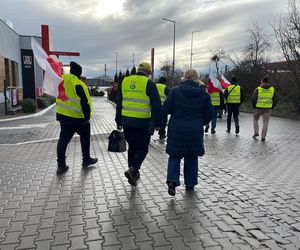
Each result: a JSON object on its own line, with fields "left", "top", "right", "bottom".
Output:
{"left": 115, "top": 62, "right": 162, "bottom": 186}
{"left": 56, "top": 61, "right": 98, "bottom": 174}
{"left": 150, "top": 76, "right": 170, "bottom": 140}
{"left": 252, "top": 76, "right": 278, "bottom": 141}
{"left": 224, "top": 76, "right": 245, "bottom": 134}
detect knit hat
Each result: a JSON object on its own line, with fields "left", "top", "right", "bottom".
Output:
{"left": 70, "top": 61, "right": 82, "bottom": 78}
{"left": 231, "top": 76, "right": 238, "bottom": 84}
{"left": 159, "top": 76, "right": 167, "bottom": 84}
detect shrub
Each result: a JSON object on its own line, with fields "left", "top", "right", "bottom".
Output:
{"left": 37, "top": 97, "right": 51, "bottom": 109}
{"left": 22, "top": 98, "right": 37, "bottom": 113}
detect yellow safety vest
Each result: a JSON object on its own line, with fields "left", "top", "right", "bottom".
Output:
{"left": 222, "top": 88, "right": 226, "bottom": 104}
{"left": 156, "top": 83, "right": 166, "bottom": 103}
{"left": 122, "top": 75, "right": 151, "bottom": 119}
{"left": 256, "top": 86, "right": 274, "bottom": 108}
{"left": 56, "top": 74, "right": 92, "bottom": 118}
{"left": 227, "top": 85, "right": 241, "bottom": 104}
{"left": 210, "top": 92, "right": 220, "bottom": 106}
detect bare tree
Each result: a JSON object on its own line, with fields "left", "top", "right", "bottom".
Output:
{"left": 244, "top": 22, "right": 271, "bottom": 69}
{"left": 273, "top": 0, "right": 300, "bottom": 111}
{"left": 159, "top": 59, "right": 183, "bottom": 87}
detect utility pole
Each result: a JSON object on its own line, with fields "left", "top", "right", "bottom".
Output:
{"left": 162, "top": 18, "right": 176, "bottom": 88}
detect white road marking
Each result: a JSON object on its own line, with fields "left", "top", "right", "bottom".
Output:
{"left": 0, "top": 123, "right": 49, "bottom": 130}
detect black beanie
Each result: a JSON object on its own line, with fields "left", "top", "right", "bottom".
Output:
{"left": 159, "top": 76, "right": 167, "bottom": 84}
{"left": 231, "top": 76, "right": 238, "bottom": 84}
{"left": 70, "top": 61, "right": 82, "bottom": 78}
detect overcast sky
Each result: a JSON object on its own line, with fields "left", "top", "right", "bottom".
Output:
{"left": 0, "top": 0, "right": 287, "bottom": 78}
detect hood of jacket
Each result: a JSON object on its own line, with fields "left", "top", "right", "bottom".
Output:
{"left": 179, "top": 80, "right": 204, "bottom": 98}
{"left": 260, "top": 82, "right": 272, "bottom": 89}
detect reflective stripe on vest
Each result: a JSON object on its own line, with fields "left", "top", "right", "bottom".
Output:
{"left": 256, "top": 86, "right": 274, "bottom": 108}
{"left": 210, "top": 92, "right": 220, "bottom": 106}
{"left": 121, "top": 75, "right": 151, "bottom": 118}
{"left": 56, "top": 74, "right": 93, "bottom": 119}
{"left": 227, "top": 85, "right": 241, "bottom": 104}
{"left": 156, "top": 83, "right": 166, "bottom": 103}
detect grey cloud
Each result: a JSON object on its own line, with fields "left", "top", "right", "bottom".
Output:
{"left": 0, "top": 0, "right": 286, "bottom": 77}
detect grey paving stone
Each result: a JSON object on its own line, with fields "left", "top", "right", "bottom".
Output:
{"left": 1, "top": 99, "right": 300, "bottom": 250}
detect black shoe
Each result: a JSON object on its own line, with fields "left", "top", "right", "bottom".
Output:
{"left": 124, "top": 167, "right": 137, "bottom": 186}
{"left": 56, "top": 165, "right": 69, "bottom": 175}
{"left": 217, "top": 115, "right": 222, "bottom": 119}
{"left": 226, "top": 129, "right": 230, "bottom": 133}
{"left": 252, "top": 133, "right": 259, "bottom": 139}
{"left": 235, "top": 126, "right": 240, "bottom": 134}
{"left": 261, "top": 137, "right": 266, "bottom": 142}
{"left": 211, "top": 129, "right": 216, "bottom": 134}
{"left": 186, "top": 186, "right": 194, "bottom": 190}
{"left": 82, "top": 157, "right": 98, "bottom": 168}
{"left": 168, "top": 182, "right": 176, "bottom": 196}
{"left": 204, "top": 126, "right": 209, "bottom": 133}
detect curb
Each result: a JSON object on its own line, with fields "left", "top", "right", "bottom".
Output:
{"left": 0, "top": 103, "right": 56, "bottom": 123}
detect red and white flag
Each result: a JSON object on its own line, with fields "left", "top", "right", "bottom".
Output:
{"left": 31, "top": 38, "right": 63, "bottom": 97}
{"left": 207, "top": 72, "right": 222, "bottom": 93}
{"left": 220, "top": 74, "right": 231, "bottom": 88}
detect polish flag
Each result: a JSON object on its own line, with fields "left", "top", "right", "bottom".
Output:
{"left": 220, "top": 74, "right": 231, "bottom": 88}
{"left": 31, "top": 38, "right": 64, "bottom": 98}
{"left": 207, "top": 72, "right": 222, "bottom": 93}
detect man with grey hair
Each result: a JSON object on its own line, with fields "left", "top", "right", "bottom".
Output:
{"left": 115, "top": 62, "right": 162, "bottom": 186}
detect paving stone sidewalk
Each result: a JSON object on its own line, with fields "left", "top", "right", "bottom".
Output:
{"left": 0, "top": 97, "right": 300, "bottom": 250}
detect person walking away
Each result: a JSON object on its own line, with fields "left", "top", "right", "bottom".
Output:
{"left": 252, "top": 76, "right": 278, "bottom": 141}
{"left": 163, "top": 69, "right": 213, "bottom": 196}
{"left": 115, "top": 62, "right": 162, "bottom": 186}
{"left": 150, "top": 76, "right": 170, "bottom": 140}
{"left": 56, "top": 61, "right": 98, "bottom": 175}
{"left": 224, "top": 76, "right": 245, "bottom": 134}
{"left": 204, "top": 88, "right": 225, "bottom": 134}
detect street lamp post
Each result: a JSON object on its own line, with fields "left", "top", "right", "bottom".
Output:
{"left": 112, "top": 51, "right": 118, "bottom": 75}
{"left": 190, "top": 30, "right": 201, "bottom": 69}
{"left": 162, "top": 18, "right": 176, "bottom": 88}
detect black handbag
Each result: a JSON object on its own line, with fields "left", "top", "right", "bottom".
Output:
{"left": 108, "top": 130, "right": 127, "bottom": 152}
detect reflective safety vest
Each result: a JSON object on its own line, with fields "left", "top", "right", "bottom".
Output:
{"left": 122, "top": 75, "right": 151, "bottom": 118}
{"left": 227, "top": 85, "right": 241, "bottom": 104}
{"left": 56, "top": 74, "right": 92, "bottom": 118}
{"left": 210, "top": 92, "right": 220, "bottom": 106}
{"left": 256, "top": 86, "right": 274, "bottom": 108}
{"left": 156, "top": 83, "right": 166, "bottom": 103}
{"left": 222, "top": 88, "right": 227, "bottom": 104}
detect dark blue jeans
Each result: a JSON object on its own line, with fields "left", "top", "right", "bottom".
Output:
{"left": 166, "top": 155, "right": 198, "bottom": 187}
{"left": 205, "top": 107, "right": 218, "bottom": 131}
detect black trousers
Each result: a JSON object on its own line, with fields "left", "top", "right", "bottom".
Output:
{"left": 227, "top": 104, "right": 240, "bottom": 130}
{"left": 57, "top": 121, "right": 91, "bottom": 164}
{"left": 123, "top": 125, "right": 151, "bottom": 171}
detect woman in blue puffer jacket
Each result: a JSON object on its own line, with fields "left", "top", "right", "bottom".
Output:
{"left": 163, "top": 69, "right": 213, "bottom": 196}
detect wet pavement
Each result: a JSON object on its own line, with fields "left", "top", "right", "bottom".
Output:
{"left": 0, "top": 97, "right": 300, "bottom": 250}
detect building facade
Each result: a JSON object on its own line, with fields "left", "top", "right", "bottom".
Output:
{"left": 0, "top": 19, "right": 43, "bottom": 114}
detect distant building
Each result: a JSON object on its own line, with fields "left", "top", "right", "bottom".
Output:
{"left": 86, "top": 77, "right": 113, "bottom": 87}
{"left": 0, "top": 19, "right": 43, "bottom": 114}
{"left": 0, "top": 21, "right": 80, "bottom": 115}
